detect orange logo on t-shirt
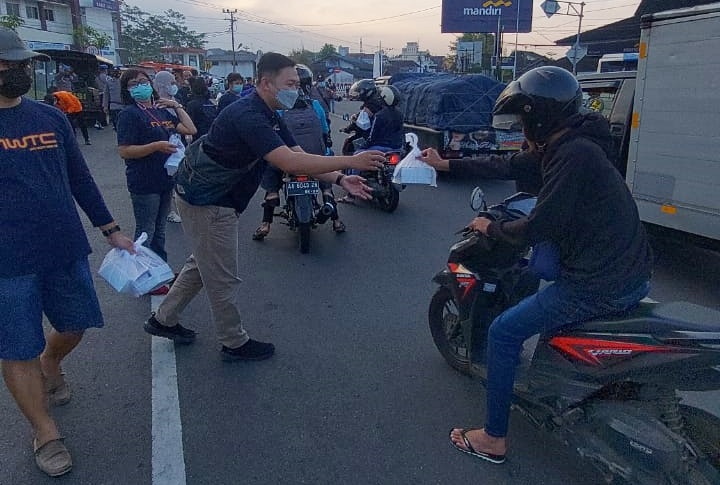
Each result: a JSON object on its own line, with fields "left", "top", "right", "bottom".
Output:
{"left": 0, "top": 132, "right": 58, "bottom": 151}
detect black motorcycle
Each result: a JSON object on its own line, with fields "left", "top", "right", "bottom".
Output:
{"left": 340, "top": 118, "right": 404, "bottom": 213}
{"left": 274, "top": 174, "right": 335, "bottom": 254}
{"left": 429, "top": 189, "right": 720, "bottom": 484}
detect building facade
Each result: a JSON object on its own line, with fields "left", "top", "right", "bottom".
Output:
{"left": 3, "top": 0, "right": 120, "bottom": 62}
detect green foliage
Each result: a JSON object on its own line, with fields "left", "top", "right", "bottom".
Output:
{"left": 120, "top": 6, "right": 206, "bottom": 63}
{"left": 318, "top": 44, "right": 337, "bottom": 59}
{"left": 0, "top": 14, "right": 24, "bottom": 31}
{"left": 73, "top": 25, "right": 112, "bottom": 50}
{"left": 288, "top": 49, "right": 315, "bottom": 66}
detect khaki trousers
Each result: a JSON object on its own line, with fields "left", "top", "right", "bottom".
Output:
{"left": 155, "top": 194, "right": 249, "bottom": 348}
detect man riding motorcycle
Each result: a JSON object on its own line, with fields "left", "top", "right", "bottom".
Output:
{"left": 252, "top": 64, "right": 346, "bottom": 240}
{"left": 339, "top": 80, "right": 404, "bottom": 203}
{"left": 448, "top": 66, "right": 653, "bottom": 464}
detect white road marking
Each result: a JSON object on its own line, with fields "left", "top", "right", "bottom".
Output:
{"left": 150, "top": 295, "right": 186, "bottom": 485}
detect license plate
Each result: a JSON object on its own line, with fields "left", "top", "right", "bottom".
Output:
{"left": 286, "top": 180, "right": 320, "bottom": 196}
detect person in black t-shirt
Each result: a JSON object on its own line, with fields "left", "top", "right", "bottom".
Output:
{"left": 184, "top": 77, "right": 217, "bottom": 139}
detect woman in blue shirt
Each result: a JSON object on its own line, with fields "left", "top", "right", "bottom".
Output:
{"left": 116, "top": 69, "right": 196, "bottom": 264}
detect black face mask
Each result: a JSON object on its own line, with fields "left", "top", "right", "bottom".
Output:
{"left": 0, "top": 67, "right": 32, "bottom": 98}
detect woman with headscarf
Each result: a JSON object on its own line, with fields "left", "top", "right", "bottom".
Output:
{"left": 152, "top": 70, "right": 184, "bottom": 223}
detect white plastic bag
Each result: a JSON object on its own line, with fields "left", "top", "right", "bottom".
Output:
{"left": 356, "top": 110, "right": 371, "bottom": 130}
{"left": 98, "top": 233, "right": 175, "bottom": 297}
{"left": 164, "top": 133, "right": 186, "bottom": 176}
{"left": 392, "top": 133, "right": 437, "bottom": 187}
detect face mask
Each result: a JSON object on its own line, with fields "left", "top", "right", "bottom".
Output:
{"left": 0, "top": 67, "right": 32, "bottom": 98}
{"left": 318, "top": 81, "right": 326, "bottom": 87}
{"left": 276, "top": 88, "right": 299, "bottom": 110}
{"left": 129, "top": 83, "right": 153, "bottom": 101}
{"left": 167, "top": 84, "right": 179, "bottom": 97}
{"left": 232, "top": 84, "right": 243, "bottom": 94}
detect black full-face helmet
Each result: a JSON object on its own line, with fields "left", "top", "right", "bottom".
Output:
{"left": 492, "top": 66, "right": 582, "bottom": 142}
{"left": 296, "top": 64, "right": 313, "bottom": 95}
{"left": 348, "top": 79, "right": 377, "bottom": 102}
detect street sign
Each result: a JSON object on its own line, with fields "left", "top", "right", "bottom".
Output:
{"left": 566, "top": 43, "right": 588, "bottom": 64}
{"left": 541, "top": 0, "right": 561, "bottom": 18}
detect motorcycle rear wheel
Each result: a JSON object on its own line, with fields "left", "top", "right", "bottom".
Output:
{"left": 428, "top": 288, "right": 471, "bottom": 375}
{"left": 377, "top": 185, "right": 399, "bottom": 213}
{"left": 299, "top": 222, "right": 311, "bottom": 254}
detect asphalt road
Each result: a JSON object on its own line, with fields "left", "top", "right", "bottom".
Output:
{"left": 1, "top": 105, "right": 719, "bottom": 485}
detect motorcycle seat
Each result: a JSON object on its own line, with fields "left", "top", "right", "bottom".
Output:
{"left": 572, "top": 301, "right": 720, "bottom": 334}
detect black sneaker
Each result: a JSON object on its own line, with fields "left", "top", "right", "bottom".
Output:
{"left": 221, "top": 339, "right": 275, "bottom": 361}
{"left": 144, "top": 313, "right": 196, "bottom": 344}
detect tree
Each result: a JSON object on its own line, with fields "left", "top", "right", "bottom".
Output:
{"left": 318, "top": 44, "right": 337, "bottom": 59}
{"left": 0, "top": 14, "right": 23, "bottom": 32}
{"left": 447, "top": 33, "right": 495, "bottom": 73}
{"left": 120, "top": 6, "right": 206, "bottom": 63}
{"left": 73, "top": 25, "right": 112, "bottom": 50}
{"left": 288, "top": 49, "right": 315, "bottom": 66}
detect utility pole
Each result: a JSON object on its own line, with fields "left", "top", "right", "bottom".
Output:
{"left": 541, "top": 1, "right": 586, "bottom": 74}
{"left": 223, "top": 8, "right": 238, "bottom": 73}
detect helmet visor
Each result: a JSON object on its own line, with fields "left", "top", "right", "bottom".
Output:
{"left": 492, "top": 113, "right": 523, "bottom": 131}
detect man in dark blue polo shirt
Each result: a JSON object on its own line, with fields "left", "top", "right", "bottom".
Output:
{"left": 146, "top": 53, "right": 385, "bottom": 362}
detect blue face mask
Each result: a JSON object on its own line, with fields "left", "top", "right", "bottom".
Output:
{"left": 232, "top": 84, "right": 243, "bottom": 94}
{"left": 129, "top": 83, "right": 153, "bottom": 101}
{"left": 276, "top": 88, "right": 300, "bottom": 109}
{"left": 167, "top": 84, "right": 179, "bottom": 97}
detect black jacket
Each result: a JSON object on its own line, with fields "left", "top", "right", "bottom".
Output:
{"left": 487, "top": 113, "right": 652, "bottom": 296}
{"left": 449, "top": 150, "right": 542, "bottom": 195}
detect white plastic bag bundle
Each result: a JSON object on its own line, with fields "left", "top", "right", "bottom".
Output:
{"left": 164, "top": 133, "right": 186, "bottom": 176}
{"left": 392, "top": 133, "right": 437, "bottom": 187}
{"left": 98, "top": 233, "right": 175, "bottom": 297}
{"left": 356, "top": 110, "right": 371, "bottom": 131}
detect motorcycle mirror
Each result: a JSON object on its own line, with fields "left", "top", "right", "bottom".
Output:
{"left": 470, "top": 187, "right": 486, "bottom": 211}
{"left": 342, "top": 113, "right": 350, "bottom": 121}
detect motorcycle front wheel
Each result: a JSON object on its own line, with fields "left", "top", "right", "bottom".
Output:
{"left": 428, "top": 288, "right": 471, "bottom": 375}
{"left": 377, "top": 185, "right": 400, "bottom": 213}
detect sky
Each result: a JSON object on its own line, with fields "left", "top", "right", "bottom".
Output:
{"left": 125, "top": 0, "right": 642, "bottom": 59}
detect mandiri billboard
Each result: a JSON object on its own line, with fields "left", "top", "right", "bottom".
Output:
{"left": 441, "top": 0, "right": 534, "bottom": 33}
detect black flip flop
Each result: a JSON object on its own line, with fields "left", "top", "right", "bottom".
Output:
{"left": 333, "top": 221, "right": 346, "bottom": 233}
{"left": 449, "top": 428, "right": 506, "bottom": 464}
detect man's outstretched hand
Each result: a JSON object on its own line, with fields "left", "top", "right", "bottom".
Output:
{"left": 340, "top": 175, "right": 374, "bottom": 200}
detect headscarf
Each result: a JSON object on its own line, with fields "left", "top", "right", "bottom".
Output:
{"left": 153, "top": 71, "right": 175, "bottom": 99}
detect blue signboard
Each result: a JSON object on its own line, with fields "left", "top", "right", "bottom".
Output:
{"left": 442, "top": 0, "right": 533, "bottom": 33}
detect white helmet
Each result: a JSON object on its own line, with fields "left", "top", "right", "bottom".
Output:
{"left": 378, "top": 85, "right": 401, "bottom": 107}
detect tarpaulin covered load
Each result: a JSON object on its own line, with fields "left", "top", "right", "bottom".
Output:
{"left": 389, "top": 73, "right": 506, "bottom": 134}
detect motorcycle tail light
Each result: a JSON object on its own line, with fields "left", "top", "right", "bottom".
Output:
{"left": 295, "top": 175, "right": 309, "bottom": 182}
{"left": 448, "top": 263, "right": 473, "bottom": 275}
{"left": 387, "top": 153, "right": 401, "bottom": 165}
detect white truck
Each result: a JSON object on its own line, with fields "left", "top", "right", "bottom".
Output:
{"left": 579, "top": 3, "right": 720, "bottom": 246}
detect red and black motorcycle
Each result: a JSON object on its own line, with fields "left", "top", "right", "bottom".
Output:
{"left": 429, "top": 189, "right": 720, "bottom": 484}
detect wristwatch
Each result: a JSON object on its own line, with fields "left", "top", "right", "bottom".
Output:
{"left": 102, "top": 225, "right": 121, "bottom": 237}
{"left": 335, "top": 174, "right": 345, "bottom": 186}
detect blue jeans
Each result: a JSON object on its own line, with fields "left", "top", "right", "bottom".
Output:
{"left": 130, "top": 189, "right": 172, "bottom": 261}
{"left": 484, "top": 279, "right": 651, "bottom": 437}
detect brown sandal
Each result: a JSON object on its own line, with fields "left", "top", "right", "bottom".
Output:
{"left": 333, "top": 220, "right": 346, "bottom": 233}
{"left": 34, "top": 438, "right": 72, "bottom": 477}
{"left": 44, "top": 373, "right": 71, "bottom": 407}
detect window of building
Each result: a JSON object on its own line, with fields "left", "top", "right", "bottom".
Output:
{"left": 188, "top": 55, "right": 198, "bottom": 67}
{"left": 26, "top": 5, "right": 39, "bottom": 19}
{"left": 44, "top": 8, "right": 54, "bottom": 21}
{"left": 5, "top": 2, "right": 20, "bottom": 16}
